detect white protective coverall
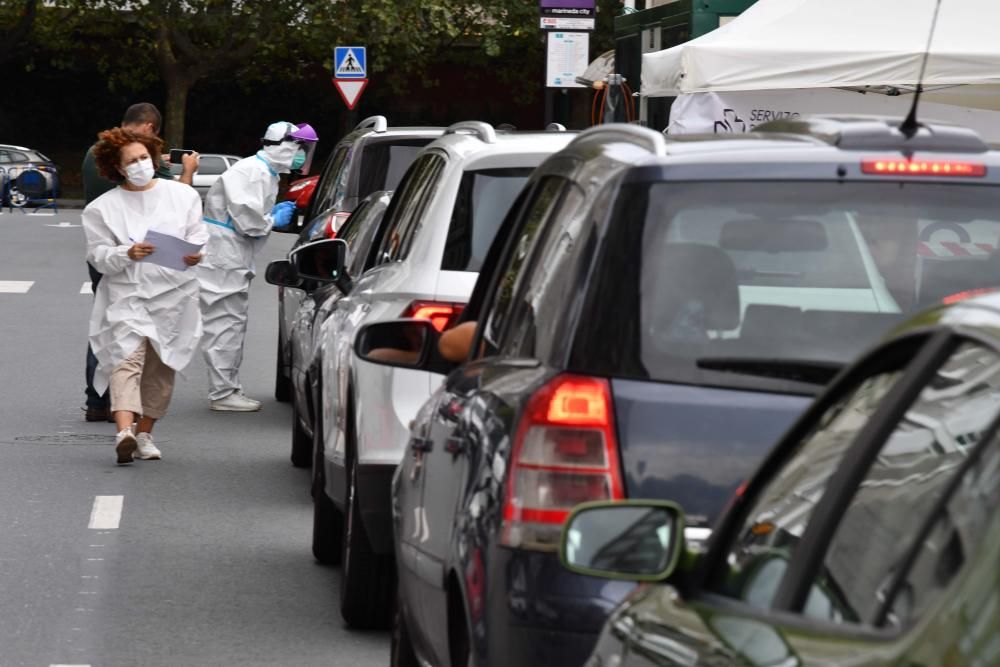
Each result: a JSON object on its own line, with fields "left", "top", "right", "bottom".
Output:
{"left": 83, "top": 179, "right": 208, "bottom": 395}
{"left": 197, "top": 123, "right": 298, "bottom": 400}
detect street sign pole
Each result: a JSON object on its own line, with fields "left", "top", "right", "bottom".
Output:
{"left": 539, "top": 1, "right": 595, "bottom": 128}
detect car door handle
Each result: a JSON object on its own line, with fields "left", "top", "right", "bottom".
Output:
{"left": 410, "top": 437, "right": 433, "bottom": 453}
{"left": 445, "top": 436, "right": 466, "bottom": 456}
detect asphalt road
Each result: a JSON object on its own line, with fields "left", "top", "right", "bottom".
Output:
{"left": 0, "top": 208, "right": 388, "bottom": 666}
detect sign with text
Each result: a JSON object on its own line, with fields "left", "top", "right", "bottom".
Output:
{"left": 540, "top": 0, "right": 595, "bottom": 26}
{"left": 546, "top": 31, "right": 589, "bottom": 88}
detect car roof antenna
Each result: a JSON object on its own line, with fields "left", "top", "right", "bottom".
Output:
{"left": 900, "top": 0, "right": 944, "bottom": 139}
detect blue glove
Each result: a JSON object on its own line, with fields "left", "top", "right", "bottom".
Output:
{"left": 271, "top": 200, "right": 296, "bottom": 230}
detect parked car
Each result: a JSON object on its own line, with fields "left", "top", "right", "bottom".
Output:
{"left": 0, "top": 143, "right": 59, "bottom": 204}
{"left": 348, "top": 117, "right": 1000, "bottom": 666}
{"left": 169, "top": 153, "right": 241, "bottom": 199}
{"left": 265, "top": 190, "right": 394, "bottom": 467}
{"left": 562, "top": 289, "right": 1000, "bottom": 667}
{"left": 273, "top": 115, "right": 444, "bottom": 403}
{"left": 296, "top": 121, "right": 575, "bottom": 629}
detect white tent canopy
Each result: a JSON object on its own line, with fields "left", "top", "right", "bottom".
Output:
{"left": 642, "top": 0, "right": 1000, "bottom": 111}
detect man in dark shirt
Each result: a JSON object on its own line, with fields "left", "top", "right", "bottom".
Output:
{"left": 82, "top": 102, "right": 199, "bottom": 421}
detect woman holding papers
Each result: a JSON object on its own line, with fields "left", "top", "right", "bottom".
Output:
{"left": 82, "top": 126, "right": 208, "bottom": 465}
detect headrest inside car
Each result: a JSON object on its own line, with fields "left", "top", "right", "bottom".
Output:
{"left": 652, "top": 243, "right": 741, "bottom": 330}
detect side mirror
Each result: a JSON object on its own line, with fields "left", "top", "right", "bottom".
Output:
{"left": 264, "top": 259, "right": 301, "bottom": 288}
{"left": 354, "top": 319, "right": 452, "bottom": 375}
{"left": 291, "top": 238, "right": 348, "bottom": 283}
{"left": 560, "top": 501, "right": 685, "bottom": 581}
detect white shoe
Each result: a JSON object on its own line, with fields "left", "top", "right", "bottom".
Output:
{"left": 136, "top": 432, "right": 162, "bottom": 460}
{"left": 210, "top": 391, "right": 262, "bottom": 412}
{"left": 115, "top": 428, "right": 137, "bottom": 465}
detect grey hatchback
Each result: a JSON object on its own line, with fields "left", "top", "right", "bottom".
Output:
{"left": 352, "top": 116, "right": 1000, "bottom": 666}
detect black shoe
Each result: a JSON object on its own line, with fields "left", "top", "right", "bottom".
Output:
{"left": 85, "top": 406, "right": 112, "bottom": 422}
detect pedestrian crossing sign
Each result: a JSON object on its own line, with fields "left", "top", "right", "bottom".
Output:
{"left": 334, "top": 46, "right": 366, "bottom": 79}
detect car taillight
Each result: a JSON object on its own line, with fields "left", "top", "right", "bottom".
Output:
{"left": 501, "top": 374, "right": 624, "bottom": 551}
{"left": 322, "top": 212, "right": 351, "bottom": 239}
{"left": 861, "top": 159, "right": 986, "bottom": 177}
{"left": 400, "top": 301, "right": 464, "bottom": 332}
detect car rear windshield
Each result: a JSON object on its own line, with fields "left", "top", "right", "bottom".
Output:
{"left": 441, "top": 168, "right": 533, "bottom": 272}
{"left": 358, "top": 139, "right": 432, "bottom": 200}
{"left": 586, "top": 181, "right": 1000, "bottom": 391}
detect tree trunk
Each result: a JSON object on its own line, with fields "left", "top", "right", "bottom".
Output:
{"left": 163, "top": 72, "right": 192, "bottom": 149}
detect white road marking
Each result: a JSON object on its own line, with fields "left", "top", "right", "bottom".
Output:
{"left": 45, "top": 221, "right": 78, "bottom": 227}
{"left": 50, "top": 664, "right": 91, "bottom": 667}
{"left": 80, "top": 282, "right": 92, "bottom": 294}
{"left": 0, "top": 281, "right": 33, "bottom": 293}
{"left": 87, "top": 496, "right": 123, "bottom": 530}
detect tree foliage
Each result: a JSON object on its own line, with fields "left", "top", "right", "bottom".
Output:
{"left": 0, "top": 0, "right": 38, "bottom": 64}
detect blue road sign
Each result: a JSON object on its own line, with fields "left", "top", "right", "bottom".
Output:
{"left": 334, "top": 46, "right": 367, "bottom": 79}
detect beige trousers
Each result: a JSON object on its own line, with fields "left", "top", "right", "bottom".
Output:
{"left": 109, "top": 338, "right": 175, "bottom": 419}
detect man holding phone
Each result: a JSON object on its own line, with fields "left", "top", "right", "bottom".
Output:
{"left": 80, "top": 102, "right": 200, "bottom": 422}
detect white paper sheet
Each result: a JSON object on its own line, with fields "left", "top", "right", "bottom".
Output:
{"left": 138, "top": 229, "right": 204, "bottom": 272}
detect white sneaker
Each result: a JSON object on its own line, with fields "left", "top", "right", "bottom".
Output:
{"left": 115, "top": 428, "right": 137, "bottom": 465}
{"left": 136, "top": 432, "right": 162, "bottom": 460}
{"left": 210, "top": 391, "right": 262, "bottom": 412}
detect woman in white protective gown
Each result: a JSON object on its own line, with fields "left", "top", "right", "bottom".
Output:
{"left": 82, "top": 127, "right": 208, "bottom": 465}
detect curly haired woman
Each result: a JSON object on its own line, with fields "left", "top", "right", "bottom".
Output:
{"left": 83, "top": 127, "right": 208, "bottom": 465}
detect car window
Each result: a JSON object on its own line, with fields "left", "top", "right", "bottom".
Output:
{"left": 197, "top": 156, "right": 227, "bottom": 175}
{"left": 481, "top": 176, "right": 567, "bottom": 353}
{"left": 358, "top": 140, "right": 432, "bottom": 200}
{"left": 501, "top": 183, "right": 586, "bottom": 359}
{"left": 883, "top": 432, "right": 999, "bottom": 628}
{"left": 335, "top": 198, "right": 384, "bottom": 277}
{"left": 350, "top": 196, "right": 391, "bottom": 277}
{"left": 805, "top": 342, "right": 1000, "bottom": 627}
{"left": 376, "top": 153, "right": 446, "bottom": 264}
{"left": 713, "top": 368, "right": 905, "bottom": 609}
{"left": 312, "top": 145, "right": 349, "bottom": 214}
{"left": 8, "top": 150, "right": 28, "bottom": 162}
{"left": 0, "top": 151, "right": 9, "bottom": 164}
{"left": 441, "top": 168, "right": 534, "bottom": 272}
{"left": 578, "top": 180, "right": 1000, "bottom": 393}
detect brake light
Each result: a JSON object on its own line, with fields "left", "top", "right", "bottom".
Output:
{"left": 861, "top": 159, "right": 986, "bottom": 177}
{"left": 501, "top": 374, "right": 625, "bottom": 550}
{"left": 400, "top": 301, "right": 464, "bottom": 332}
{"left": 322, "top": 211, "right": 351, "bottom": 239}
{"left": 942, "top": 287, "right": 999, "bottom": 305}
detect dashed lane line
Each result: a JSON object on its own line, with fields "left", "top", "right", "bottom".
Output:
{"left": 87, "top": 496, "right": 123, "bottom": 530}
{"left": 80, "top": 282, "right": 92, "bottom": 294}
{"left": 0, "top": 281, "right": 33, "bottom": 293}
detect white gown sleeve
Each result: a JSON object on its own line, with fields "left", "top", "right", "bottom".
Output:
{"left": 83, "top": 201, "right": 131, "bottom": 275}
{"left": 222, "top": 167, "right": 276, "bottom": 238}
{"left": 182, "top": 189, "right": 209, "bottom": 247}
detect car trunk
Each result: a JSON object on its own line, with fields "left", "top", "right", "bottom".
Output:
{"left": 610, "top": 378, "right": 811, "bottom": 528}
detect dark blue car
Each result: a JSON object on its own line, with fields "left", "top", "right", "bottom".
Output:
{"left": 347, "top": 117, "right": 1000, "bottom": 666}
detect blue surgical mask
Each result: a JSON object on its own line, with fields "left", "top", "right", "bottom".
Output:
{"left": 291, "top": 149, "right": 306, "bottom": 170}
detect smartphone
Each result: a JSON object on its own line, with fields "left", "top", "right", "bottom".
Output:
{"left": 169, "top": 148, "right": 194, "bottom": 163}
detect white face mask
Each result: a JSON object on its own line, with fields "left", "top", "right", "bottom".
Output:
{"left": 123, "top": 158, "right": 155, "bottom": 187}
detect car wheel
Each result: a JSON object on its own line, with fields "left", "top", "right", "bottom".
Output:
{"left": 340, "top": 450, "right": 395, "bottom": 629}
{"left": 391, "top": 597, "right": 420, "bottom": 667}
{"left": 311, "top": 456, "right": 343, "bottom": 565}
{"left": 290, "top": 394, "right": 312, "bottom": 468}
{"left": 274, "top": 335, "right": 292, "bottom": 403}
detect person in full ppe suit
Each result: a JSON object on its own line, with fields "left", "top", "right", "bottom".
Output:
{"left": 198, "top": 121, "right": 318, "bottom": 411}
{"left": 83, "top": 127, "right": 208, "bottom": 465}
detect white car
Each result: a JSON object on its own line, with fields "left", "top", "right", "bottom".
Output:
{"left": 307, "top": 121, "right": 575, "bottom": 628}
{"left": 171, "top": 153, "right": 242, "bottom": 198}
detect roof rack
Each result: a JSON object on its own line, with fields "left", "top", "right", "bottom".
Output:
{"left": 443, "top": 121, "right": 497, "bottom": 144}
{"left": 754, "top": 116, "right": 988, "bottom": 153}
{"left": 546, "top": 122, "right": 567, "bottom": 132}
{"left": 354, "top": 116, "right": 388, "bottom": 133}
{"left": 569, "top": 123, "right": 667, "bottom": 156}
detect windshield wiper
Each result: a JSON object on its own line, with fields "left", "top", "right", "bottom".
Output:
{"left": 695, "top": 357, "right": 845, "bottom": 385}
